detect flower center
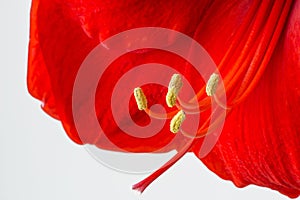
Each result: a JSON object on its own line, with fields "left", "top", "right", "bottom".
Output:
{"left": 133, "top": 73, "right": 228, "bottom": 138}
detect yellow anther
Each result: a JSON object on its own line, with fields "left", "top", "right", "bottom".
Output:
{"left": 134, "top": 87, "right": 148, "bottom": 110}
{"left": 166, "top": 74, "right": 183, "bottom": 107}
{"left": 170, "top": 110, "right": 186, "bottom": 133}
{"left": 206, "top": 73, "right": 220, "bottom": 96}
{"left": 166, "top": 88, "right": 177, "bottom": 107}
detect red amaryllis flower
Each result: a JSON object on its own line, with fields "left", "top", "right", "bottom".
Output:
{"left": 27, "top": 0, "right": 300, "bottom": 198}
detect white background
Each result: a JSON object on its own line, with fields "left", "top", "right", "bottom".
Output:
{"left": 0, "top": 1, "right": 297, "bottom": 200}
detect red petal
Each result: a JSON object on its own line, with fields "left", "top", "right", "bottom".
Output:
{"left": 27, "top": 0, "right": 211, "bottom": 150}
{"left": 27, "top": 0, "right": 300, "bottom": 198}
{"left": 27, "top": 0, "right": 58, "bottom": 119}
{"left": 194, "top": 1, "right": 300, "bottom": 198}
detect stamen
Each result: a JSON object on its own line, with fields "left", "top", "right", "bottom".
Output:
{"left": 166, "top": 74, "right": 183, "bottom": 107}
{"left": 134, "top": 87, "right": 147, "bottom": 110}
{"left": 166, "top": 88, "right": 177, "bottom": 108}
{"left": 170, "top": 110, "right": 186, "bottom": 133}
{"left": 206, "top": 73, "right": 220, "bottom": 96}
